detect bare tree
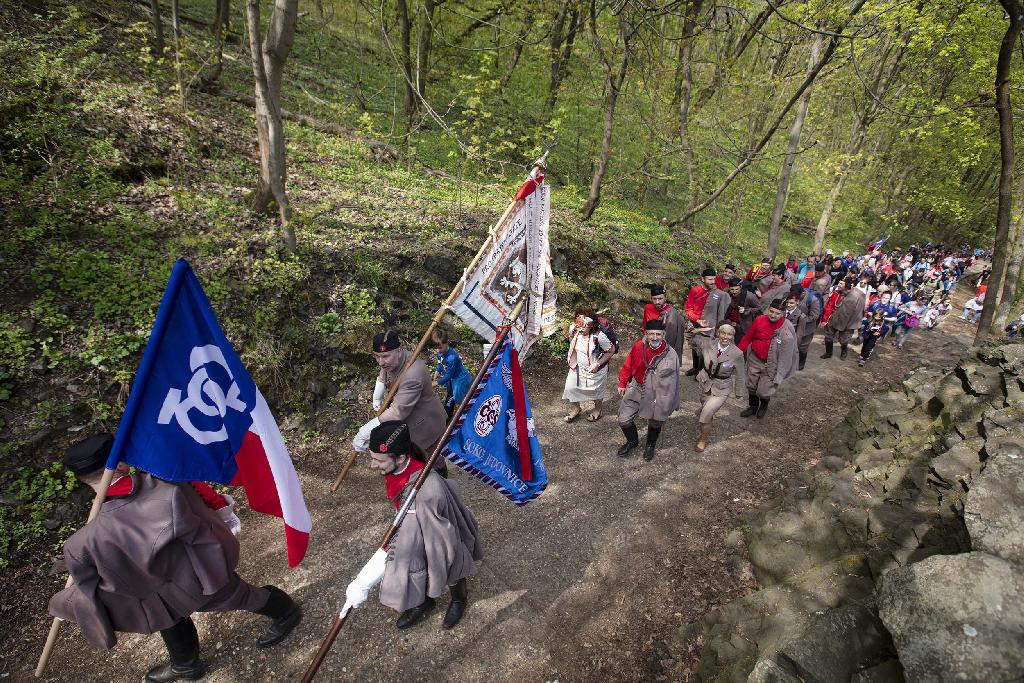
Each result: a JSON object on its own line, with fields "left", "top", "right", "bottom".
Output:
{"left": 767, "top": 33, "right": 823, "bottom": 259}
{"left": 415, "top": 0, "right": 441, "bottom": 109}
{"left": 396, "top": 0, "right": 416, "bottom": 122}
{"left": 581, "top": 1, "right": 638, "bottom": 220}
{"left": 546, "top": 0, "right": 584, "bottom": 113}
{"left": 150, "top": 0, "right": 165, "bottom": 55}
{"left": 676, "top": 0, "right": 705, "bottom": 230}
{"left": 246, "top": 0, "right": 299, "bottom": 251}
{"left": 976, "top": 0, "right": 1023, "bottom": 341}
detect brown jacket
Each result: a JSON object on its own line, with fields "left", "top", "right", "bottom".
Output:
{"left": 378, "top": 349, "right": 448, "bottom": 453}
{"left": 48, "top": 475, "right": 239, "bottom": 649}
{"left": 380, "top": 470, "right": 483, "bottom": 612}
{"left": 826, "top": 287, "right": 867, "bottom": 332}
{"left": 695, "top": 336, "right": 746, "bottom": 398}
{"left": 619, "top": 345, "right": 681, "bottom": 422}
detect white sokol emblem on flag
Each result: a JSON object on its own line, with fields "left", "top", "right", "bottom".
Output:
{"left": 157, "top": 344, "right": 247, "bottom": 445}
{"left": 474, "top": 395, "right": 502, "bottom": 437}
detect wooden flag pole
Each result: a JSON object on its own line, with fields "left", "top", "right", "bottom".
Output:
{"left": 329, "top": 152, "right": 548, "bottom": 491}
{"left": 35, "top": 466, "right": 117, "bottom": 677}
{"left": 302, "top": 294, "right": 529, "bottom": 682}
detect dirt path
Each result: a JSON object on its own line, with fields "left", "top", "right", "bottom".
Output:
{"left": 14, "top": 293, "right": 980, "bottom": 683}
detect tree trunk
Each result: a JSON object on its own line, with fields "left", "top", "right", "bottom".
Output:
{"left": 171, "top": 0, "right": 186, "bottom": 109}
{"left": 415, "top": 0, "right": 437, "bottom": 108}
{"left": 149, "top": 0, "right": 165, "bottom": 55}
{"left": 395, "top": 0, "right": 416, "bottom": 123}
{"left": 581, "top": 51, "right": 628, "bottom": 220}
{"left": 546, "top": 1, "right": 581, "bottom": 113}
{"left": 814, "top": 173, "right": 848, "bottom": 254}
{"left": 767, "top": 33, "right": 823, "bottom": 259}
{"left": 677, "top": 0, "right": 704, "bottom": 231}
{"left": 201, "top": 0, "right": 229, "bottom": 88}
{"left": 246, "top": 0, "right": 298, "bottom": 251}
{"left": 212, "top": 0, "right": 230, "bottom": 32}
{"left": 976, "top": 0, "right": 1023, "bottom": 342}
{"left": 996, "top": 174, "right": 1024, "bottom": 327}
{"left": 691, "top": 2, "right": 776, "bottom": 113}
{"left": 499, "top": 17, "right": 533, "bottom": 93}
{"left": 669, "top": 0, "right": 866, "bottom": 227}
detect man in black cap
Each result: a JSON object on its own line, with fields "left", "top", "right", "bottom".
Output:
{"left": 49, "top": 435, "right": 301, "bottom": 682}
{"left": 737, "top": 299, "right": 798, "bottom": 419}
{"left": 616, "top": 319, "right": 681, "bottom": 461}
{"left": 642, "top": 284, "right": 686, "bottom": 362}
{"left": 353, "top": 330, "right": 447, "bottom": 463}
{"left": 684, "top": 268, "right": 719, "bottom": 377}
{"left": 342, "top": 421, "right": 482, "bottom": 630}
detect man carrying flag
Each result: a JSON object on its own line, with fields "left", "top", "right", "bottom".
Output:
{"left": 49, "top": 434, "right": 301, "bottom": 682}
{"left": 43, "top": 259, "right": 311, "bottom": 681}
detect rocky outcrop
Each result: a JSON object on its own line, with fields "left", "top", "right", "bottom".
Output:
{"left": 678, "top": 342, "right": 1024, "bottom": 683}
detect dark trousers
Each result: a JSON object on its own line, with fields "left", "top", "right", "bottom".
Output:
{"left": 159, "top": 573, "right": 285, "bottom": 664}
{"left": 860, "top": 335, "right": 879, "bottom": 361}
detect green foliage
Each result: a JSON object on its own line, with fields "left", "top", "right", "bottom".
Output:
{"left": 0, "top": 463, "right": 79, "bottom": 569}
{"left": 0, "top": 315, "right": 35, "bottom": 401}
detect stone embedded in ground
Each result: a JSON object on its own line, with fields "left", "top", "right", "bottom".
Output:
{"left": 746, "top": 658, "right": 801, "bottom": 683}
{"left": 774, "top": 604, "right": 895, "bottom": 683}
{"left": 877, "top": 552, "right": 1024, "bottom": 683}
{"left": 964, "top": 450, "right": 1024, "bottom": 565}
{"left": 927, "top": 439, "right": 983, "bottom": 488}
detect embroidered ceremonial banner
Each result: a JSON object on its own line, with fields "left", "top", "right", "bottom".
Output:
{"left": 450, "top": 170, "right": 557, "bottom": 356}
{"left": 443, "top": 335, "right": 547, "bottom": 505}
{"left": 105, "top": 259, "right": 311, "bottom": 567}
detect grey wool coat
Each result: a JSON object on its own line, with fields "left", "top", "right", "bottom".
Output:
{"left": 49, "top": 475, "right": 240, "bottom": 649}
{"left": 826, "top": 288, "right": 867, "bottom": 333}
{"left": 380, "top": 470, "right": 483, "bottom": 612}
{"left": 659, "top": 305, "right": 686, "bottom": 360}
{"left": 378, "top": 349, "right": 448, "bottom": 453}
{"left": 746, "top": 319, "right": 799, "bottom": 398}
{"left": 700, "top": 289, "right": 733, "bottom": 334}
{"left": 618, "top": 343, "right": 681, "bottom": 424}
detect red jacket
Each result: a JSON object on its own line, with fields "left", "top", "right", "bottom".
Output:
{"left": 619, "top": 339, "right": 668, "bottom": 388}
{"left": 738, "top": 314, "right": 785, "bottom": 361}
{"left": 642, "top": 303, "right": 672, "bottom": 330}
{"left": 684, "top": 285, "right": 711, "bottom": 323}
{"left": 822, "top": 290, "right": 843, "bottom": 324}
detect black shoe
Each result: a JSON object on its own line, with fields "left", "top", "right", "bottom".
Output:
{"left": 642, "top": 445, "right": 656, "bottom": 461}
{"left": 256, "top": 601, "right": 302, "bottom": 648}
{"left": 739, "top": 392, "right": 759, "bottom": 418}
{"left": 839, "top": 345, "right": 849, "bottom": 360}
{"left": 617, "top": 441, "right": 639, "bottom": 457}
{"left": 396, "top": 597, "right": 436, "bottom": 629}
{"left": 684, "top": 367, "right": 700, "bottom": 376}
{"left": 756, "top": 398, "right": 770, "bottom": 419}
{"left": 798, "top": 351, "right": 807, "bottom": 371}
{"left": 820, "top": 341, "right": 833, "bottom": 359}
{"left": 145, "top": 661, "right": 206, "bottom": 683}
{"left": 442, "top": 579, "right": 468, "bottom": 630}
{"left": 617, "top": 423, "right": 639, "bottom": 457}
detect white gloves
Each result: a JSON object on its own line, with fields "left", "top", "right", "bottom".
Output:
{"left": 372, "top": 379, "right": 386, "bottom": 412}
{"left": 352, "top": 417, "right": 381, "bottom": 453}
{"left": 341, "top": 548, "right": 388, "bottom": 617}
{"left": 217, "top": 494, "right": 242, "bottom": 536}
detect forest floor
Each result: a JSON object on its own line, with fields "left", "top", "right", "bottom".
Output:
{"left": 6, "top": 282, "right": 981, "bottom": 683}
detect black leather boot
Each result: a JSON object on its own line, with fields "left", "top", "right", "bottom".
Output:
{"left": 396, "top": 596, "right": 436, "bottom": 629}
{"left": 442, "top": 578, "right": 468, "bottom": 629}
{"left": 685, "top": 348, "right": 702, "bottom": 376}
{"left": 617, "top": 423, "right": 640, "bottom": 457}
{"left": 740, "top": 392, "right": 759, "bottom": 418}
{"left": 150, "top": 619, "right": 204, "bottom": 682}
{"left": 255, "top": 586, "right": 302, "bottom": 648}
{"left": 839, "top": 344, "right": 849, "bottom": 360}
{"left": 756, "top": 398, "right": 770, "bottom": 419}
{"left": 642, "top": 424, "right": 662, "bottom": 461}
{"left": 798, "top": 351, "right": 807, "bottom": 371}
{"left": 820, "top": 341, "right": 833, "bottom": 359}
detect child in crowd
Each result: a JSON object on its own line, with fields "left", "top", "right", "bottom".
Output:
{"left": 961, "top": 295, "right": 985, "bottom": 324}
{"left": 925, "top": 296, "right": 952, "bottom": 329}
{"left": 859, "top": 310, "right": 885, "bottom": 367}
{"left": 431, "top": 328, "right": 473, "bottom": 423}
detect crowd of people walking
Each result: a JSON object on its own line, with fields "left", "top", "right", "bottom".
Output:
{"left": 562, "top": 242, "right": 987, "bottom": 458}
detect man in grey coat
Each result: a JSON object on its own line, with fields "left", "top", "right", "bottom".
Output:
{"left": 616, "top": 319, "right": 681, "bottom": 461}
{"left": 822, "top": 278, "right": 867, "bottom": 361}
{"left": 788, "top": 286, "right": 821, "bottom": 370}
{"left": 353, "top": 331, "right": 448, "bottom": 465}
{"left": 362, "top": 421, "right": 482, "bottom": 630}
{"left": 49, "top": 435, "right": 301, "bottom": 682}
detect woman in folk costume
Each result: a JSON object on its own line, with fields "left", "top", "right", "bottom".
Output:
{"left": 616, "top": 318, "right": 681, "bottom": 462}
{"left": 692, "top": 323, "right": 746, "bottom": 453}
{"left": 344, "top": 421, "right": 483, "bottom": 631}
{"left": 737, "top": 299, "right": 799, "bottom": 419}
{"left": 563, "top": 308, "right": 615, "bottom": 422}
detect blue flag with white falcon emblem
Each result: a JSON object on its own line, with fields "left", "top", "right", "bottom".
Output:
{"left": 442, "top": 335, "right": 547, "bottom": 505}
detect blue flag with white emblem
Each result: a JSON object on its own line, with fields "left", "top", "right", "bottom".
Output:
{"left": 106, "top": 259, "right": 311, "bottom": 566}
{"left": 442, "top": 335, "right": 547, "bottom": 505}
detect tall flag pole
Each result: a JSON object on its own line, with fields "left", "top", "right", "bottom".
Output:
{"left": 300, "top": 291, "right": 547, "bottom": 682}
{"left": 330, "top": 152, "right": 554, "bottom": 490}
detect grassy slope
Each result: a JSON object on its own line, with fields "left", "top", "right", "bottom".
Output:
{"left": 0, "top": 0, "right": 845, "bottom": 574}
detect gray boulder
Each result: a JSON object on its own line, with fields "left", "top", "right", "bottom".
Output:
{"left": 877, "top": 552, "right": 1024, "bottom": 682}
{"left": 774, "top": 604, "right": 895, "bottom": 683}
{"left": 964, "top": 451, "right": 1024, "bottom": 564}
